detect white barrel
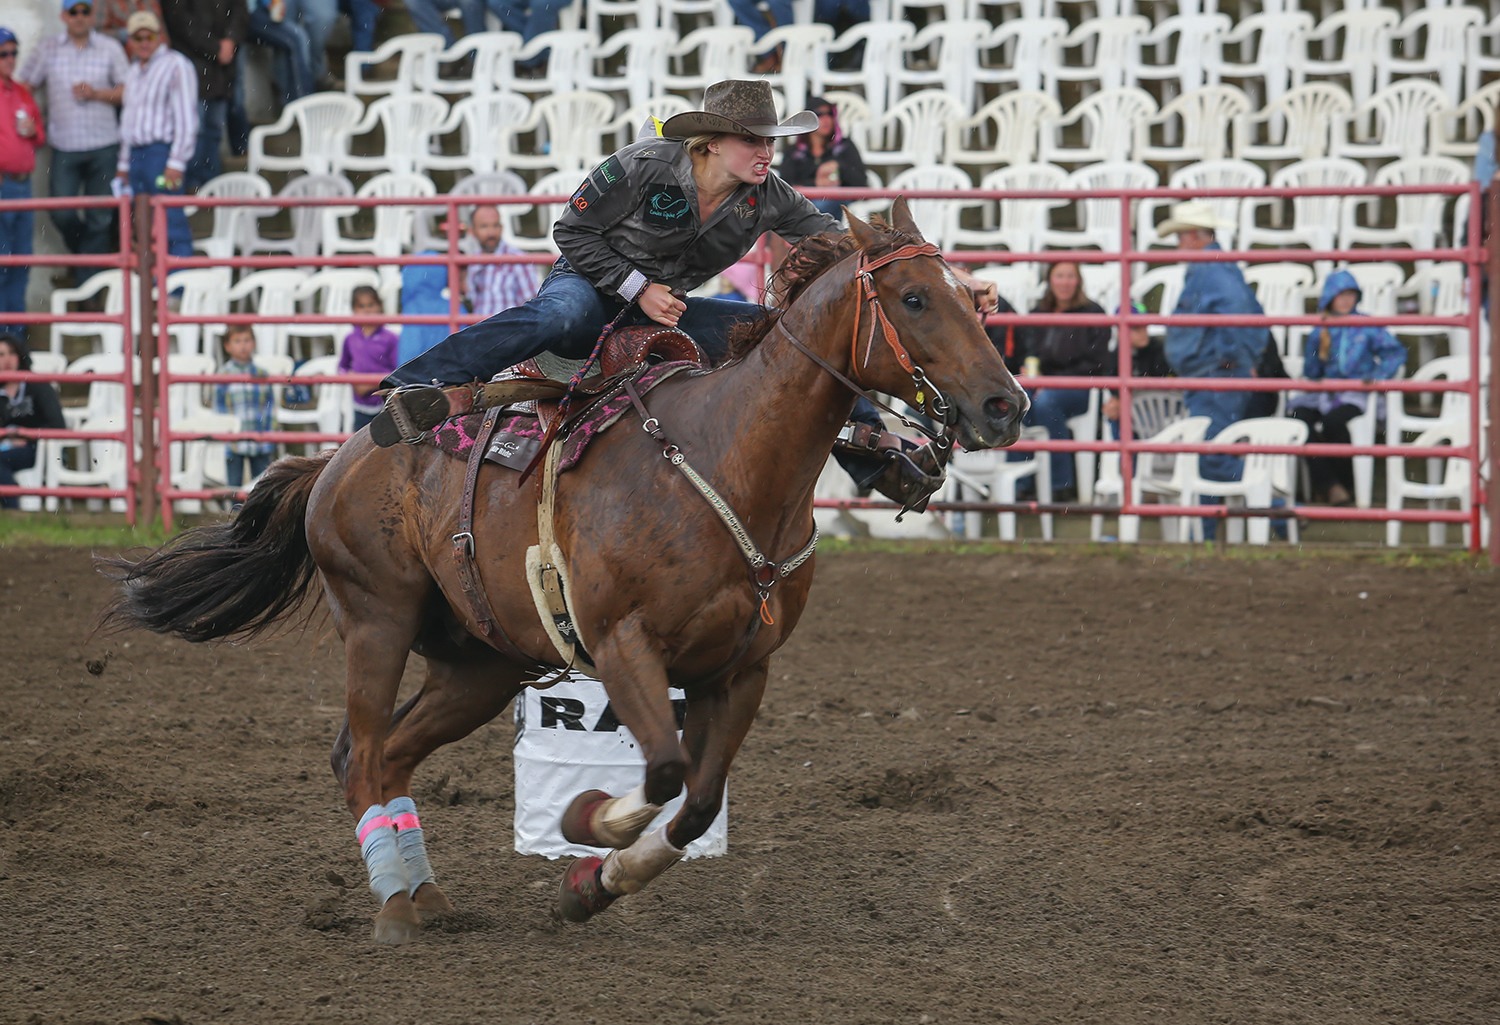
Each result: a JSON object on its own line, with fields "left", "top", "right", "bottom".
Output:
{"left": 513, "top": 672, "right": 728, "bottom": 859}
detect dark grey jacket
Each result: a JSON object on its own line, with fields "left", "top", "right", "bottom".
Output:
{"left": 552, "top": 137, "right": 837, "bottom": 302}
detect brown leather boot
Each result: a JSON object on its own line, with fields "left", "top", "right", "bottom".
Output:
{"left": 367, "top": 384, "right": 475, "bottom": 447}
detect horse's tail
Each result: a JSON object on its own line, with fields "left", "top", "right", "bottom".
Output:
{"left": 96, "top": 451, "right": 334, "bottom": 643}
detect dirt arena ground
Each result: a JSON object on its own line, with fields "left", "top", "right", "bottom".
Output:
{"left": 2, "top": 544, "right": 1497, "bottom": 1025}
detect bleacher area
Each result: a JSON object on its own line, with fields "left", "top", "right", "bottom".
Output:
{"left": 26, "top": 0, "right": 1493, "bottom": 544}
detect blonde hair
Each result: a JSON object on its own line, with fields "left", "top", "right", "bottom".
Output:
{"left": 682, "top": 133, "right": 723, "bottom": 157}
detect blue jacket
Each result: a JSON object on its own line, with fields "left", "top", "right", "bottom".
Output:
{"left": 1164, "top": 243, "right": 1265, "bottom": 379}
{"left": 1293, "top": 268, "right": 1407, "bottom": 413}
{"left": 398, "top": 257, "right": 453, "bottom": 367}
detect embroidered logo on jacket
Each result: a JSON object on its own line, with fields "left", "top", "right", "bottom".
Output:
{"left": 643, "top": 185, "right": 690, "bottom": 225}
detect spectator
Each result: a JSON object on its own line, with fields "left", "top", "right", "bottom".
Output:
{"left": 488, "top": 0, "right": 577, "bottom": 73}
{"left": 729, "top": 0, "right": 790, "bottom": 48}
{"left": 116, "top": 10, "right": 197, "bottom": 258}
{"left": 1013, "top": 260, "right": 1111, "bottom": 501}
{"left": 1287, "top": 268, "right": 1406, "bottom": 507}
{"left": 95, "top": 1, "right": 165, "bottom": 43}
{"left": 213, "top": 321, "right": 276, "bottom": 491}
{"left": 246, "top": 0, "right": 313, "bottom": 107}
{"left": 0, "top": 28, "right": 44, "bottom": 339}
{"left": 1157, "top": 200, "right": 1266, "bottom": 486}
{"left": 403, "top": 0, "right": 488, "bottom": 47}
{"left": 339, "top": 284, "right": 398, "bottom": 432}
{"left": 338, "top": 0, "right": 381, "bottom": 55}
{"left": 19, "top": 1, "right": 128, "bottom": 282}
{"left": 462, "top": 203, "right": 539, "bottom": 319}
{"left": 284, "top": 0, "right": 340, "bottom": 90}
{"left": 777, "top": 94, "right": 867, "bottom": 223}
{"left": 0, "top": 332, "right": 65, "bottom": 510}
{"left": 160, "top": 0, "right": 247, "bottom": 192}
{"left": 1101, "top": 300, "right": 1172, "bottom": 425}
{"left": 397, "top": 256, "right": 451, "bottom": 366}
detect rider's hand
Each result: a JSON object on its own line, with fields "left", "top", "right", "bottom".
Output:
{"left": 638, "top": 282, "right": 686, "bottom": 328}
{"left": 969, "top": 279, "right": 999, "bottom": 315}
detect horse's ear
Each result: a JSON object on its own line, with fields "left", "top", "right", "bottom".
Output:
{"left": 889, "top": 196, "right": 923, "bottom": 241}
{"left": 845, "top": 206, "right": 882, "bottom": 250}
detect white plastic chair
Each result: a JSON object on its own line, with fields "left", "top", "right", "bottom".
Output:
{"left": 416, "top": 169, "right": 529, "bottom": 251}
{"left": 285, "top": 268, "right": 383, "bottom": 363}
{"left": 225, "top": 268, "right": 307, "bottom": 361}
{"left": 256, "top": 174, "right": 355, "bottom": 260}
{"left": 951, "top": 163, "right": 1069, "bottom": 255}
{"left": 506, "top": 90, "right": 615, "bottom": 176}
{"left": 882, "top": 165, "right": 973, "bottom": 251}
{"left": 1091, "top": 413, "right": 1212, "bottom": 543}
{"left": 1207, "top": 11, "right": 1314, "bottom": 109}
{"left": 894, "top": 19, "right": 988, "bottom": 114}
{"left": 1340, "top": 156, "right": 1469, "bottom": 254}
{"left": 860, "top": 91, "right": 963, "bottom": 177}
{"left": 1242, "top": 262, "right": 1315, "bottom": 356}
{"left": 168, "top": 410, "right": 242, "bottom": 515}
{"left": 343, "top": 32, "right": 446, "bottom": 98}
{"left": 1328, "top": 79, "right": 1448, "bottom": 169}
{"left": 189, "top": 172, "right": 276, "bottom": 261}
{"left": 1160, "top": 158, "right": 1266, "bottom": 252}
{"left": 1134, "top": 13, "right": 1231, "bottom": 102}
{"left": 507, "top": 169, "right": 584, "bottom": 255}
{"left": 337, "top": 93, "right": 450, "bottom": 177}
{"left": 1432, "top": 80, "right": 1500, "bottom": 163}
{"left": 248, "top": 93, "right": 364, "bottom": 177}
{"left": 1181, "top": 416, "right": 1308, "bottom": 545}
{"left": 1378, "top": 7, "right": 1481, "bottom": 110}
{"left": 582, "top": 26, "right": 675, "bottom": 112}
{"left": 1397, "top": 263, "right": 1474, "bottom": 369}
{"left": 1046, "top": 16, "right": 1151, "bottom": 97}
{"left": 48, "top": 269, "right": 139, "bottom": 357}
{"left": 813, "top": 22, "right": 915, "bottom": 114}
{"left": 1231, "top": 82, "right": 1353, "bottom": 166}
{"left": 605, "top": 95, "right": 694, "bottom": 150}
{"left": 745, "top": 23, "right": 832, "bottom": 116}
{"left": 1465, "top": 14, "right": 1500, "bottom": 115}
{"left": 511, "top": 30, "right": 595, "bottom": 99}
{"left": 584, "top": 0, "right": 660, "bottom": 41}
{"left": 661, "top": 25, "right": 755, "bottom": 98}
{"left": 421, "top": 90, "right": 532, "bottom": 179}
{"left": 945, "top": 91, "right": 1061, "bottom": 176}
{"left": 947, "top": 426, "right": 1054, "bottom": 541}
{"left": 1385, "top": 420, "right": 1480, "bottom": 548}
{"left": 1343, "top": 262, "right": 1403, "bottom": 319}
{"left": 160, "top": 267, "right": 232, "bottom": 357}
{"left": 1039, "top": 161, "right": 1158, "bottom": 254}
{"left": 1301, "top": 8, "right": 1397, "bottom": 116}
{"left": 1040, "top": 87, "right": 1158, "bottom": 166}
{"left": 432, "top": 31, "right": 524, "bottom": 96}
{"left": 46, "top": 411, "right": 130, "bottom": 513}
{"left": 1129, "top": 265, "right": 1185, "bottom": 325}
{"left": 1137, "top": 85, "right": 1251, "bottom": 167}
{"left": 273, "top": 354, "right": 350, "bottom": 448}
{"left": 975, "top": 18, "right": 1068, "bottom": 96}
{"left": 658, "top": 0, "right": 735, "bottom": 35}
{"left": 1240, "top": 158, "right": 1367, "bottom": 271}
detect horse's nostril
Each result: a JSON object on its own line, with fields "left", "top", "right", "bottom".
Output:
{"left": 984, "top": 395, "right": 1014, "bottom": 427}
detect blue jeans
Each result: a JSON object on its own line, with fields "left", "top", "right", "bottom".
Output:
{"left": 127, "top": 143, "right": 194, "bottom": 259}
{"left": 49, "top": 145, "right": 118, "bottom": 259}
{"left": 489, "top": 0, "right": 573, "bottom": 63}
{"left": 728, "top": 0, "right": 792, "bottom": 38}
{"left": 248, "top": 8, "right": 314, "bottom": 105}
{"left": 0, "top": 176, "right": 34, "bottom": 337}
{"left": 340, "top": 0, "right": 381, "bottom": 53}
{"left": 814, "top": 0, "right": 870, "bottom": 18}
{"left": 187, "top": 98, "right": 228, "bottom": 192}
{"left": 225, "top": 449, "right": 273, "bottom": 489}
{"left": 385, "top": 261, "right": 754, "bottom": 387}
{"left": 1185, "top": 385, "right": 1251, "bottom": 483}
{"left": 287, "top": 0, "right": 339, "bottom": 83}
{"left": 1019, "top": 385, "right": 1091, "bottom": 492}
{"left": 0, "top": 440, "right": 38, "bottom": 509}
{"left": 403, "top": 0, "right": 488, "bottom": 43}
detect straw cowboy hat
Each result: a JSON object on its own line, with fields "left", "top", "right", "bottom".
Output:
{"left": 1155, "top": 200, "right": 1235, "bottom": 238}
{"left": 660, "top": 80, "right": 818, "bottom": 139}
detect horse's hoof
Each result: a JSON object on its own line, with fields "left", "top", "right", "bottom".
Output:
{"left": 372, "top": 893, "right": 423, "bottom": 945}
{"left": 556, "top": 856, "right": 617, "bottom": 923}
{"left": 560, "top": 789, "right": 612, "bottom": 847}
{"left": 412, "top": 882, "right": 454, "bottom": 921}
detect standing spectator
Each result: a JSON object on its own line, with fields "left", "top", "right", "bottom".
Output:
{"left": 1287, "top": 268, "right": 1406, "bottom": 506}
{"left": 213, "top": 321, "right": 276, "bottom": 491}
{"left": 462, "top": 203, "right": 539, "bottom": 319}
{"left": 0, "top": 332, "right": 65, "bottom": 509}
{"left": 0, "top": 28, "right": 45, "bottom": 338}
{"left": 777, "top": 95, "right": 866, "bottom": 223}
{"left": 338, "top": 284, "right": 398, "bottom": 431}
{"left": 1157, "top": 200, "right": 1266, "bottom": 486}
{"left": 1010, "top": 260, "right": 1111, "bottom": 500}
{"left": 95, "top": 1, "right": 165, "bottom": 43}
{"left": 116, "top": 9, "right": 197, "bottom": 258}
{"left": 247, "top": 0, "right": 313, "bottom": 107}
{"left": 160, "top": 0, "right": 247, "bottom": 192}
{"left": 18, "top": 1, "right": 128, "bottom": 281}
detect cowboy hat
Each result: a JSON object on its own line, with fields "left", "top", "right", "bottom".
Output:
{"left": 1155, "top": 200, "right": 1235, "bottom": 237}
{"left": 659, "top": 80, "right": 817, "bottom": 139}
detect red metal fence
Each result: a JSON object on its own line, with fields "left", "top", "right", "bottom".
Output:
{"left": 1, "top": 183, "right": 1493, "bottom": 561}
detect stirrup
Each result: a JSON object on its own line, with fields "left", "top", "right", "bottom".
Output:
{"left": 369, "top": 384, "right": 452, "bottom": 448}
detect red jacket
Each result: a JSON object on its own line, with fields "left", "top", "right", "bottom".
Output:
{"left": 0, "top": 76, "right": 45, "bottom": 176}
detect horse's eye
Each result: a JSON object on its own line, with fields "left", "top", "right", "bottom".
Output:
{"left": 902, "top": 293, "right": 925, "bottom": 311}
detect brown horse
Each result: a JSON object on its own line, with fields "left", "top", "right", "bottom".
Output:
{"left": 98, "top": 202, "right": 1027, "bottom": 943}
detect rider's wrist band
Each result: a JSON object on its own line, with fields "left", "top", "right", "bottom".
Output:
{"left": 620, "top": 270, "right": 649, "bottom": 303}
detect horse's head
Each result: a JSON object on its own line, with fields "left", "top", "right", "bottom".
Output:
{"left": 835, "top": 199, "right": 1028, "bottom": 450}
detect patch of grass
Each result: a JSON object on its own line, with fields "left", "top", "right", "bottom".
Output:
{"left": 0, "top": 513, "right": 170, "bottom": 550}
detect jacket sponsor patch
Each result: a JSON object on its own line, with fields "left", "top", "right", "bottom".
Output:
{"left": 570, "top": 178, "right": 597, "bottom": 215}
{"left": 594, "top": 156, "right": 624, "bottom": 191}
{"left": 643, "top": 185, "right": 690, "bottom": 225}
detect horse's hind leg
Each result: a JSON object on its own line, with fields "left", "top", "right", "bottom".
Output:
{"left": 376, "top": 653, "right": 528, "bottom": 922}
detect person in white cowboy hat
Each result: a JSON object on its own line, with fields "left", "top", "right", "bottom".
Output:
{"left": 1155, "top": 199, "right": 1269, "bottom": 489}
{"left": 372, "top": 79, "right": 998, "bottom": 456}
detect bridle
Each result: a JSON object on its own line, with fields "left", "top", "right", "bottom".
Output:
{"left": 779, "top": 241, "right": 957, "bottom": 453}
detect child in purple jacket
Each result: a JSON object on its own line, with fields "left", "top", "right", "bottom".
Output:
{"left": 339, "top": 285, "right": 400, "bottom": 432}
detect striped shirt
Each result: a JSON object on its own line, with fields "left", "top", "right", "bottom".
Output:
{"left": 465, "top": 237, "right": 541, "bottom": 319}
{"left": 213, "top": 359, "right": 277, "bottom": 456}
{"left": 18, "top": 31, "right": 128, "bottom": 153}
{"left": 117, "top": 43, "right": 197, "bottom": 173}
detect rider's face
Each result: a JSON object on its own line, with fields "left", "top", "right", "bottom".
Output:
{"left": 712, "top": 134, "right": 776, "bottom": 185}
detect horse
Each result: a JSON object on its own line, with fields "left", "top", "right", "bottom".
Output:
{"left": 97, "top": 201, "right": 1027, "bottom": 944}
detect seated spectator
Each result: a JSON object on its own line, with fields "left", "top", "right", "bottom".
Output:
{"left": 403, "top": 0, "right": 488, "bottom": 47}
{"left": 285, "top": 0, "right": 340, "bottom": 90}
{"left": 1102, "top": 301, "right": 1172, "bottom": 426}
{"left": 461, "top": 204, "right": 540, "bottom": 319}
{"left": 339, "top": 0, "right": 381, "bottom": 55}
{"left": 778, "top": 95, "right": 867, "bottom": 224}
{"left": 247, "top": 0, "right": 313, "bottom": 106}
{"left": 1286, "top": 268, "right": 1406, "bottom": 507}
{"left": 0, "top": 333, "right": 66, "bottom": 510}
{"left": 1013, "top": 260, "right": 1111, "bottom": 501}
{"left": 982, "top": 291, "right": 1022, "bottom": 375}
{"left": 339, "top": 285, "right": 399, "bottom": 432}
{"left": 488, "top": 0, "right": 577, "bottom": 73}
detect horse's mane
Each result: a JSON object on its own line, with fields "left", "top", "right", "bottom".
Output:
{"left": 723, "top": 215, "right": 920, "bottom": 362}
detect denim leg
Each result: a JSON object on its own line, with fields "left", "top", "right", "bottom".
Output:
{"left": 228, "top": 59, "right": 251, "bottom": 155}
{"left": 78, "top": 146, "right": 119, "bottom": 257}
{"left": 402, "top": 0, "right": 459, "bottom": 42}
{"left": 1184, "top": 386, "right": 1251, "bottom": 482}
{"left": 287, "top": 0, "right": 339, "bottom": 82}
{"left": 48, "top": 150, "right": 87, "bottom": 252}
{"left": 814, "top": 0, "right": 870, "bottom": 18}
{"left": 1022, "top": 386, "right": 1089, "bottom": 492}
{"left": 187, "top": 98, "right": 228, "bottom": 192}
{"left": 384, "top": 267, "right": 615, "bottom": 386}
{"left": 677, "top": 295, "right": 763, "bottom": 365}
{"left": 0, "top": 178, "right": 34, "bottom": 335}
{"left": 249, "top": 10, "right": 315, "bottom": 102}
{"left": 224, "top": 449, "right": 246, "bottom": 489}
{"left": 728, "top": 0, "right": 790, "bottom": 37}
{"left": 341, "top": 0, "right": 380, "bottom": 52}
{"left": 129, "top": 143, "right": 194, "bottom": 259}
